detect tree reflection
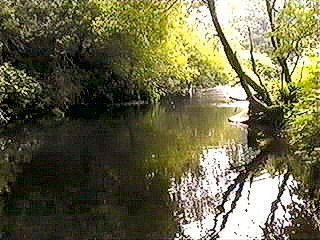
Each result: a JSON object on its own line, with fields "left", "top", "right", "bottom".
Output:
{"left": 207, "top": 147, "right": 268, "bottom": 239}
{"left": 173, "top": 123, "right": 319, "bottom": 240}
{"left": 0, "top": 97, "right": 246, "bottom": 239}
{"left": 1, "top": 97, "right": 318, "bottom": 239}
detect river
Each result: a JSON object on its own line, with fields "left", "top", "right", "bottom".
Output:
{"left": 0, "top": 92, "right": 319, "bottom": 239}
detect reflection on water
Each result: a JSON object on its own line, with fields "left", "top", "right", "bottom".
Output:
{"left": 0, "top": 94, "right": 319, "bottom": 239}
{"left": 170, "top": 146, "right": 300, "bottom": 239}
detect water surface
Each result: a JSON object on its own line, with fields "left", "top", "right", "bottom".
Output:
{"left": 0, "top": 94, "right": 319, "bottom": 239}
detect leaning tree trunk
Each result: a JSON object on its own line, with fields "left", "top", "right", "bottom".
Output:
{"left": 207, "top": 0, "right": 272, "bottom": 106}
{"left": 206, "top": 0, "right": 284, "bottom": 128}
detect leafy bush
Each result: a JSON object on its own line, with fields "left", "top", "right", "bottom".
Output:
{"left": 0, "top": 0, "right": 231, "bottom": 122}
{"left": 0, "top": 63, "right": 42, "bottom": 123}
{"left": 285, "top": 60, "right": 320, "bottom": 152}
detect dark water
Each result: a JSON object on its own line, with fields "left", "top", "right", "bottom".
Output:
{"left": 0, "top": 94, "right": 319, "bottom": 240}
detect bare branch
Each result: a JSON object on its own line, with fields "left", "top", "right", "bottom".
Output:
{"left": 163, "top": 0, "right": 179, "bottom": 14}
{"left": 207, "top": 0, "right": 272, "bottom": 106}
{"left": 248, "top": 27, "right": 263, "bottom": 86}
{"left": 231, "top": 80, "right": 241, "bottom": 87}
{"left": 298, "top": 60, "right": 305, "bottom": 83}
{"left": 271, "top": 0, "right": 277, "bottom": 10}
{"left": 290, "top": 54, "right": 301, "bottom": 78}
{"left": 248, "top": 27, "right": 263, "bottom": 82}
{"left": 230, "top": 96, "right": 247, "bottom": 102}
{"left": 248, "top": 27, "right": 272, "bottom": 104}
{"left": 266, "top": 0, "right": 278, "bottom": 48}
{"left": 280, "top": 68, "right": 284, "bottom": 90}
{"left": 265, "top": 0, "right": 292, "bottom": 84}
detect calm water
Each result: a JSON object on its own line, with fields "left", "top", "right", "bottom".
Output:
{"left": 0, "top": 94, "right": 319, "bottom": 239}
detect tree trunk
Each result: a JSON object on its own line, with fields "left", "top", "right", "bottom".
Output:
{"left": 207, "top": 0, "right": 274, "bottom": 113}
{"left": 208, "top": 1, "right": 266, "bottom": 100}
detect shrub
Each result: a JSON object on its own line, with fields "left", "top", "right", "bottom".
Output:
{"left": 0, "top": 63, "right": 42, "bottom": 123}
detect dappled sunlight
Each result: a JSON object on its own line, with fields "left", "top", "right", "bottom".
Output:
{"left": 0, "top": 91, "right": 319, "bottom": 239}
{"left": 0, "top": 0, "right": 318, "bottom": 239}
{"left": 171, "top": 145, "right": 306, "bottom": 239}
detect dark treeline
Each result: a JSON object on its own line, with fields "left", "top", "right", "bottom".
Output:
{"left": 0, "top": 0, "right": 229, "bottom": 123}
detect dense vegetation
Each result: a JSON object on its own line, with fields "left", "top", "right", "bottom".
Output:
{"left": 0, "top": 0, "right": 318, "bottom": 192}
{"left": 0, "top": 0, "right": 318, "bottom": 189}
{"left": 204, "top": 1, "right": 320, "bottom": 234}
{"left": 0, "top": 0, "right": 230, "bottom": 124}
{"left": 0, "top": 0, "right": 319, "bottom": 238}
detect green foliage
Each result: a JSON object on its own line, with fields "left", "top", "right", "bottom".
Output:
{"left": 286, "top": 77, "right": 319, "bottom": 152}
{"left": 274, "top": 56, "right": 320, "bottom": 190}
{"left": 92, "top": 1, "right": 227, "bottom": 98}
{"left": 0, "top": 63, "right": 42, "bottom": 123}
{"left": 225, "top": 0, "right": 320, "bottom": 193}
{"left": 0, "top": 0, "right": 228, "bottom": 121}
{"left": 270, "top": 0, "right": 319, "bottom": 60}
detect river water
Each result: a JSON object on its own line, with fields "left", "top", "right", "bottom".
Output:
{"left": 0, "top": 93, "right": 319, "bottom": 239}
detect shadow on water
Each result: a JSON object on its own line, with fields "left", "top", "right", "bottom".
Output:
{"left": 172, "top": 120, "right": 320, "bottom": 240}
{"left": 0, "top": 93, "right": 319, "bottom": 239}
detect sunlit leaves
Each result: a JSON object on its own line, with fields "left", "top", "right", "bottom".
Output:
{"left": 0, "top": 0, "right": 230, "bottom": 112}
{"left": 285, "top": 57, "right": 319, "bottom": 153}
{"left": 269, "top": 0, "right": 319, "bottom": 62}
{"left": 93, "top": 1, "right": 227, "bottom": 97}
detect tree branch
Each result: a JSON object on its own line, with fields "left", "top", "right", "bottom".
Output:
{"left": 207, "top": 0, "right": 272, "bottom": 107}
{"left": 298, "top": 60, "right": 305, "bottom": 83}
{"left": 163, "top": 0, "right": 179, "bottom": 14}
{"left": 248, "top": 27, "right": 272, "bottom": 105}
{"left": 248, "top": 27, "right": 263, "bottom": 86}
{"left": 290, "top": 54, "right": 301, "bottom": 78}
{"left": 265, "top": 0, "right": 292, "bottom": 84}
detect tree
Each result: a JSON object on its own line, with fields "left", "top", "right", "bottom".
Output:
{"left": 204, "top": 0, "right": 319, "bottom": 126}
{"left": 0, "top": 0, "right": 229, "bottom": 121}
{"left": 206, "top": 0, "right": 272, "bottom": 110}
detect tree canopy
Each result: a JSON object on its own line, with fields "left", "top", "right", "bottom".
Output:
{"left": 0, "top": 0, "right": 231, "bottom": 124}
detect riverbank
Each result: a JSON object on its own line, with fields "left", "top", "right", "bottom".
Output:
{"left": 0, "top": 85, "right": 245, "bottom": 129}
{"left": 0, "top": 1, "right": 231, "bottom": 129}
{"left": 0, "top": 88, "right": 319, "bottom": 240}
